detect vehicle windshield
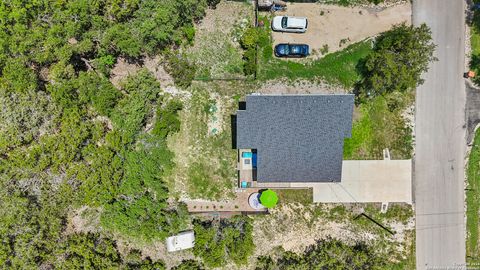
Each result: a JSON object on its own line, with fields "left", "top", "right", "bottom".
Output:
{"left": 281, "top": 17, "right": 288, "bottom": 28}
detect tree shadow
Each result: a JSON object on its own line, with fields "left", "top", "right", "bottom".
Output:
{"left": 352, "top": 57, "right": 369, "bottom": 105}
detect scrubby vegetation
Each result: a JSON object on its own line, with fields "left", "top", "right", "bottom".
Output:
{"left": 0, "top": 0, "right": 208, "bottom": 267}
{"left": 344, "top": 92, "right": 414, "bottom": 159}
{"left": 193, "top": 217, "right": 255, "bottom": 268}
{"left": 345, "top": 24, "right": 433, "bottom": 159}
{"left": 254, "top": 237, "right": 414, "bottom": 270}
{"left": 165, "top": 51, "right": 197, "bottom": 88}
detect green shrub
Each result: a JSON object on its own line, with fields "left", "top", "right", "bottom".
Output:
{"left": 165, "top": 52, "right": 197, "bottom": 88}
{"left": 240, "top": 27, "right": 259, "bottom": 50}
{"left": 110, "top": 69, "right": 161, "bottom": 146}
{"left": 93, "top": 54, "right": 116, "bottom": 75}
{"left": 207, "top": 0, "right": 221, "bottom": 9}
{"left": 172, "top": 260, "right": 204, "bottom": 270}
{"left": 320, "top": 44, "right": 329, "bottom": 55}
{"left": 193, "top": 217, "right": 254, "bottom": 268}
{"left": 358, "top": 23, "right": 435, "bottom": 98}
{"left": 77, "top": 72, "right": 121, "bottom": 116}
{"left": 243, "top": 48, "right": 257, "bottom": 76}
{"left": 153, "top": 99, "right": 183, "bottom": 138}
{"left": 182, "top": 26, "right": 196, "bottom": 45}
{"left": 101, "top": 136, "right": 188, "bottom": 241}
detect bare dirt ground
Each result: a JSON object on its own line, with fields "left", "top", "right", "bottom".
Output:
{"left": 272, "top": 2, "right": 411, "bottom": 59}
{"left": 257, "top": 79, "right": 346, "bottom": 94}
{"left": 110, "top": 58, "right": 141, "bottom": 89}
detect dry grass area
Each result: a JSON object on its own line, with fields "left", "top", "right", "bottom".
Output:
{"left": 166, "top": 81, "right": 251, "bottom": 200}
{"left": 186, "top": 1, "right": 253, "bottom": 78}
{"left": 272, "top": 2, "right": 411, "bottom": 59}
{"left": 248, "top": 203, "right": 415, "bottom": 268}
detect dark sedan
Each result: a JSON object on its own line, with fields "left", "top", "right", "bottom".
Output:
{"left": 274, "top": 43, "right": 309, "bottom": 58}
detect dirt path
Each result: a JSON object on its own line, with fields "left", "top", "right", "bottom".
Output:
{"left": 272, "top": 2, "right": 411, "bottom": 59}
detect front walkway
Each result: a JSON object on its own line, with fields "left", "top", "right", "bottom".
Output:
{"left": 184, "top": 188, "right": 267, "bottom": 213}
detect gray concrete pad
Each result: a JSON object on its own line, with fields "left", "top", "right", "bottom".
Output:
{"left": 291, "top": 160, "right": 412, "bottom": 203}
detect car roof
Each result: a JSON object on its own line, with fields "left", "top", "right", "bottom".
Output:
{"left": 285, "top": 17, "right": 307, "bottom": 28}
{"left": 276, "top": 43, "right": 308, "bottom": 47}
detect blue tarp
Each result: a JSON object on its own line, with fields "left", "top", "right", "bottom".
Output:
{"left": 252, "top": 153, "right": 257, "bottom": 168}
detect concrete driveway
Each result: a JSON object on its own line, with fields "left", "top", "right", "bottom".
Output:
{"left": 290, "top": 160, "right": 412, "bottom": 203}
{"left": 413, "top": 0, "right": 467, "bottom": 269}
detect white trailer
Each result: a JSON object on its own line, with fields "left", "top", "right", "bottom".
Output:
{"left": 165, "top": 231, "right": 195, "bottom": 252}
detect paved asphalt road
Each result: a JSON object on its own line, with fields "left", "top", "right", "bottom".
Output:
{"left": 413, "top": 0, "right": 467, "bottom": 269}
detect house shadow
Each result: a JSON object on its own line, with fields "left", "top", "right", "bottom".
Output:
{"left": 231, "top": 101, "right": 245, "bottom": 149}
{"left": 231, "top": 115, "right": 237, "bottom": 149}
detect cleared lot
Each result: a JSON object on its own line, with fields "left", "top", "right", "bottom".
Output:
{"left": 272, "top": 2, "right": 411, "bottom": 59}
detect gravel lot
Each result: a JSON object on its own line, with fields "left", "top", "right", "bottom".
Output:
{"left": 272, "top": 2, "right": 411, "bottom": 59}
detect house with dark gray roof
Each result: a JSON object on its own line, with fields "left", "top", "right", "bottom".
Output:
{"left": 235, "top": 94, "right": 354, "bottom": 184}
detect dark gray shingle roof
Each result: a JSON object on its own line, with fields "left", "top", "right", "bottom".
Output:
{"left": 236, "top": 94, "right": 354, "bottom": 182}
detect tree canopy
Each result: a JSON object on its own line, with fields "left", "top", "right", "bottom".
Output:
{"left": 358, "top": 23, "right": 436, "bottom": 98}
{"left": 0, "top": 0, "right": 206, "bottom": 268}
{"left": 193, "top": 217, "right": 255, "bottom": 268}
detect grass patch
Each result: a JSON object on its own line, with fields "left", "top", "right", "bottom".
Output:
{"left": 344, "top": 106, "right": 373, "bottom": 159}
{"left": 186, "top": 2, "right": 252, "bottom": 79}
{"left": 273, "top": 188, "right": 313, "bottom": 206}
{"left": 467, "top": 131, "right": 480, "bottom": 264}
{"left": 259, "top": 41, "right": 372, "bottom": 88}
{"left": 344, "top": 93, "right": 413, "bottom": 160}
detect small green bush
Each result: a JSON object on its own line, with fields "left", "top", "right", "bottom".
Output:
{"left": 153, "top": 99, "right": 183, "bottom": 139}
{"left": 165, "top": 52, "right": 197, "bottom": 88}
{"left": 193, "top": 217, "right": 254, "bottom": 268}
{"left": 77, "top": 72, "right": 121, "bottom": 116}
{"left": 240, "top": 28, "right": 259, "bottom": 50}
{"left": 243, "top": 48, "right": 257, "bottom": 76}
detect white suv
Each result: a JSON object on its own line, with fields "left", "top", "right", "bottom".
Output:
{"left": 271, "top": 16, "right": 308, "bottom": 33}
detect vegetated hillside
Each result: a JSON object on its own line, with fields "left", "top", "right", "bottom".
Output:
{"left": 0, "top": 1, "right": 207, "bottom": 268}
